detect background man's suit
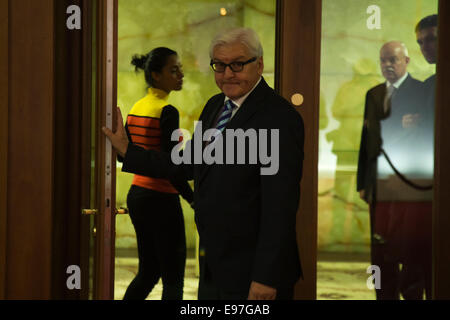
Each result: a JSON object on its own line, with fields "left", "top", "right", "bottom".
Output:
{"left": 357, "top": 74, "right": 432, "bottom": 299}
{"left": 357, "top": 74, "right": 426, "bottom": 203}
{"left": 122, "top": 78, "right": 304, "bottom": 298}
{"left": 423, "top": 74, "right": 435, "bottom": 156}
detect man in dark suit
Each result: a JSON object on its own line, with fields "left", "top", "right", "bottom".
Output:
{"left": 416, "top": 14, "right": 437, "bottom": 162}
{"left": 416, "top": 14, "right": 438, "bottom": 92}
{"left": 357, "top": 41, "right": 430, "bottom": 300}
{"left": 405, "top": 14, "right": 439, "bottom": 300}
{"left": 103, "top": 28, "right": 304, "bottom": 300}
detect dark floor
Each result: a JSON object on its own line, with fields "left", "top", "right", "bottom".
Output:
{"left": 114, "top": 250, "right": 375, "bottom": 300}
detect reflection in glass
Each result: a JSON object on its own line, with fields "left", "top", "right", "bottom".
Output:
{"left": 319, "top": 0, "right": 437, "bottom": 300}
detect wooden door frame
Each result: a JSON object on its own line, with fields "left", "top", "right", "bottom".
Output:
{"left": 93, "top": 0, "right": 118, "bottom": 300}
{"left": 433, "top": 0, "right": 450, "bottom": 299}
{"left": 79, "top": 0, "right": 94, "bottom": 300}
{"left": 275, "top": 0, "right": 322, "bottom": 300}
{"left": 0, "top": 0, "right": 8, "bottom": 300}
{"left": 0, "top": 0, "right": 55, "bottom": 299}
{"left": 52, "top": 0, "right": 95, "bottom": 300}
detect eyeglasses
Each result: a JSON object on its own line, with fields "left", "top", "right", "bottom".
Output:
{"left": 210, "top": 57, "right": 257, "bottom": 73}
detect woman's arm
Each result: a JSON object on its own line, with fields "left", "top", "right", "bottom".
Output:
{"left": 103, "top": 107, "right": 193, "bottom": 183}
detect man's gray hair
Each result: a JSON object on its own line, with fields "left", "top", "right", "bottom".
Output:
{"left": 209, "top": 28, "right": 263, "bottom": 59}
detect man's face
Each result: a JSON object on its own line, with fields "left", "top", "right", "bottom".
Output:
{"left": 380, "top": 45, "right": 409, "bottom": 83}
{"left": 212, "top": 42, "right": 263, "bottom": 100}
{"left": 416, "top": 26, "right": 438, "bottom": 64}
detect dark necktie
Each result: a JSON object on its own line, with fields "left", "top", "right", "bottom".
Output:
{"left": 216, "top": 100, "right": 236, "bottom": 131}
{"left": 209, "top": 100, "right": 236, "bottom": 143}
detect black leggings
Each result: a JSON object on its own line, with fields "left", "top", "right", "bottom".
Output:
{"left": 123, "top": 185, "right": 186, "bottom": 300}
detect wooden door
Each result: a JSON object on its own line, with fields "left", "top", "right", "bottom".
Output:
{"left": 88, "top": 0, "right": 119, "bottom": 300}
{"left": 276, "top": 0, "right": 322, "bottom": 300}
{"left": 0, "top": 0, "right": 117, "bottom": 300}
{"left": 433, "top": 0, "right": 450, "bottom": 299}
{"left": 53, "top": 0, "right": 118, "bottom": 300}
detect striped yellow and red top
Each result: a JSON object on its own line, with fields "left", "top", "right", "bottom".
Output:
{"left": 126, "top": 87, "right": 178, "bottom": 194}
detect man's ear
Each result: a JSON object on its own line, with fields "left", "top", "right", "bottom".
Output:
{"left": 405, "top": 56, "right": 411, "bottom": 65}
{"left": 257, "top": 56, "right": 264, "bottom": 75}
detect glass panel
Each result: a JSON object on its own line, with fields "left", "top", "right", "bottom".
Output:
{"left": 114, "top": 0, "right": 276, "bottom": 300}
{"left": 319, "top": 0, "right": 437, "bottom": 300}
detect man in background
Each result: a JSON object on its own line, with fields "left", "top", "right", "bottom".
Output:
{"left": 402, "top": 13, "right": 440, "bottom": 300}
{"left": 416, "top": 14, "right": 438, "bottom": 89}
{"left": 357, "top": 41, "right": 430, "bottom": 299}
{"left": 415, "top": 14, "right": 437, "bottom": 161}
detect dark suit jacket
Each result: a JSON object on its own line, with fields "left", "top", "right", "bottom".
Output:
{"left": 357, "top": 74, "right": 425, "bottom": 203}
{"left": 423, "top": 74, "right": 435, "bottom": 137}
{"left": 122, "top": 78, "right": 304, "bottom": 293}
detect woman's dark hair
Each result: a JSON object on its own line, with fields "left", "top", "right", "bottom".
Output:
{"left": 131, "top": 47, "right": 177, "bottom": 87}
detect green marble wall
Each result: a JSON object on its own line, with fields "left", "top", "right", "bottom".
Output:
{"left": 115, "top": 0, "right": 276, "bottom": 250}
{"left": 318, "top": 0, "right": 437, "bottom": 253}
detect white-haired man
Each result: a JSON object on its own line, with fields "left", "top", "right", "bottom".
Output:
{"left": 357, "top": 41, "right": 430, "bottom": 300}
{"left": 104, "top": 28, "right": 304, "bottom": 300}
